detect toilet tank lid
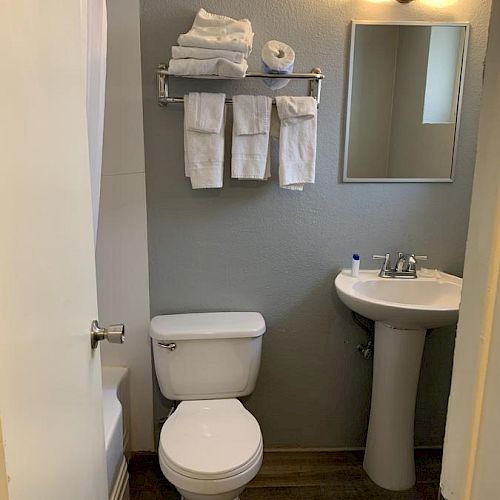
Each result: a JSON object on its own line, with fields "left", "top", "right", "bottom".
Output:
{"left": 150, "top": 312, "right": 266, "bottom": 341}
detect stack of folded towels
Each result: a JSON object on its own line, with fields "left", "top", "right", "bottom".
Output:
{"left": 168, "top": 8, "right": 254, "bottom": 78}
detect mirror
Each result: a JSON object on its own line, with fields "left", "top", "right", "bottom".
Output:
{"left": 343, "top": 22, "right": 469, "bottom": 182}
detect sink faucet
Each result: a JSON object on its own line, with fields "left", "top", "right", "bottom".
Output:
{"left": 373, "top": 252, "right": 428, "bottom": 279}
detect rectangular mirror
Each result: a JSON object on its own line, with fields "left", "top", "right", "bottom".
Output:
{"left": 343, "top": 21, "right": 469, "bottom": 182}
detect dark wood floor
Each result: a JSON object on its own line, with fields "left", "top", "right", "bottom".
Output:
{"left": 129, "top": 449, "right": 442, "bottom": 500}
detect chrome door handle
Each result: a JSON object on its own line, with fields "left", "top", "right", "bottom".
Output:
{"left": 90, "top": 320, "right": 125, "bottom": 349}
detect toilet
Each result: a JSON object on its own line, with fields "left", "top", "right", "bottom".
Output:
{"left": 150, "top": 312, "right": 266, "bottom": 500}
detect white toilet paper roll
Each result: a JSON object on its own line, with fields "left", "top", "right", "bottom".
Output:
{"left": 261, "top": 40, "right": 295, "bottom": 90}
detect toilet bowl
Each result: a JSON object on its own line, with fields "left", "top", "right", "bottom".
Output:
{"left": 150, "top": 312, "right": 266, "bottom": 500}
{"left": 158, "top": 399, "right": 263, "bottom": 500}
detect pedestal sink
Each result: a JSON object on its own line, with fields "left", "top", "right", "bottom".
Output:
{"left": 335, "top": 269, "right": 462, "bottom": 491}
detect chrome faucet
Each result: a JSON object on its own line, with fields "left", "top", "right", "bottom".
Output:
{"left": 373, "top": 252, "right": 428, "bottom": 279}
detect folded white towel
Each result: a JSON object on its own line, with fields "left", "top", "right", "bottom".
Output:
{"left": 168, "top": 58, "right": 248, "bottom": 78}
{"left": 171, "top": 46, "right": 245, "bottom": 64}
{"left": 184, "top": 93, "right": 226, "bottom": 189}
{"left": 275, "top": 96, "right": 317, "bottom": 191}
{"left": 231, "top": 95, "right": 272, "bottom": 180}
{"left": 178, "top": 8, "right": 254, "bottom": 56}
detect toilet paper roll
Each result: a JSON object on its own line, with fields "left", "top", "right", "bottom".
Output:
{"left": 261, "top": 40, "right": 295, "bottom": 90}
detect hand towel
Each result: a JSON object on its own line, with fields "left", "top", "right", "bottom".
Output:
{"left": 231, "top": 95, "right": 272, "bottom": 180}
{"left": 275, "top": 96, "right": 317, "bottom": 191}
{"left": 185, "top": 92, "right": 226, "bottom": 133}
{"left": 171, "top": 46, "right": 245, "bottom": 64}
{"left": 178, "top": 8, "right": 254, "bottom": 56}
{"left": 261, "top": 40, "right": 295, "bottom": 90}
{"left": 184, "top": 93, "right": 226, "bottom": 188}
{"left": 233, "top": 95, "right": 271, "bottom": 135}
{"left": 168, "top": 58, "right": 248, "bottom": 78}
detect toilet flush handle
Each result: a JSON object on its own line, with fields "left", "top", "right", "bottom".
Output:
{"left": 90, "top": 320, "right": 125, "bottom": 349}
{"left": 158, "top": 342, "right": 176, "bottom": 351}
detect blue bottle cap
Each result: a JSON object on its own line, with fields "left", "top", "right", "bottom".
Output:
{"left": 353, "top": 254, "right": 360, "bottom": 260}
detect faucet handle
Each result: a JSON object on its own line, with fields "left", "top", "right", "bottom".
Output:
{"left": 373, "top": 253, "right": 391, "bottom": 271}
{"left": 408, "top": 255, "right": 428, "bottom": 273}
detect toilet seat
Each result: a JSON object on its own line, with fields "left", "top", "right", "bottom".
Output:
{"left": 160, "top": 447, "right": 262, "bottom": 498}
{"left": 159, "top": 399, "right": 262, "bottom": 481}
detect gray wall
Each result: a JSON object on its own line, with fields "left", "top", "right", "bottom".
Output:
{"left": 140, "top": 0, "right": 491, "bottom": 448}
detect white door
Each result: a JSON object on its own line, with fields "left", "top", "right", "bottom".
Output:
{"left": 0, "top": 1, "right": 110, "bottom": 499}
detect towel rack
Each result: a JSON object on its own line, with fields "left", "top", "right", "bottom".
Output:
{"left": 156, "top": 63, "right": 325, "bottom": 107}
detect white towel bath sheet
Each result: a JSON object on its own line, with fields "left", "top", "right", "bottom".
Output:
{"left": 168, "top": 57, "right": 248, "bottom": 78}
{"left": 171, "top": 46, "right": 245, "bottom": 64}
{"left": 184, "top": 93, "right": 226, "bottom": 189}
{"left": 275, "top": 96, "right": 317, "bottom": 191}
{"left": 178, "top": 8, "right": 254, "bottom": 56}
{"left": 231, "top": 95, "right": 272, "bottom": 180}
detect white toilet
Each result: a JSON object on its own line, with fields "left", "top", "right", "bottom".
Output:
{"left": 150, "top": 312, "right": 266, "bottom": 500}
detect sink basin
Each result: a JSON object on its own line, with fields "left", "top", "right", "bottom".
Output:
{"left": 335, "top": 269, "right": 462, "bottom": 329}
{"left": 335, "top": 269, "right": 462, "bottom": 491}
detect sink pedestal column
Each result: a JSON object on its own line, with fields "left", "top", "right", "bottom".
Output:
{"left": 364, "top": 322, "right": 426, "bottom": 491}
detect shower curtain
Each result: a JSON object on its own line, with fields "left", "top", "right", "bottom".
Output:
{"left": 83, "top": 0, "right": 108, "bottom": 244}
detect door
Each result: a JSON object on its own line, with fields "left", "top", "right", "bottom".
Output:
{"left": 0, "top": 1, "right": 109, "bottom": 499}
{"left": 440, "top": 1, "right": 500, "bottom": 498}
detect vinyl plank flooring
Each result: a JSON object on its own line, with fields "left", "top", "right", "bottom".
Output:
{"left": 129, "top": 449, "right": 441, "bottom": 500}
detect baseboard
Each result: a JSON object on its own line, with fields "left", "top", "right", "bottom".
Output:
{"left": 264, "top": 447, "right": 365, "bottom": 452}
{"left": 263, "top": 446, "right": 443, "bottom": 453}
{"left": 110, "top": 457, "right": 129, "bottom": 500}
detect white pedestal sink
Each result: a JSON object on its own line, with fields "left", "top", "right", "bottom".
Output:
{"left": 335, "top": 269, "right": 462, "bottom": 491}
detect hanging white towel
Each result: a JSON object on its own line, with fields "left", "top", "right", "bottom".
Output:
{"left": 231, "top": 95, "right": 272, "bottom": 180}
{"left": 168, "top": 58, "right": 248, "bottom": 78}
{"left": 275, "top": 96, "right": 317, "bottom": 191}
{"left": 178, "top": 8, "right": 254, "bottom": 56}
{"left": 185, "top": 92, "right": 226, "bottom": 133}
{"left": 184, "top": 93, "right": 226, "bottom": 189}
{"left": 171, "top": 46, "right": 245, "bottom": 64}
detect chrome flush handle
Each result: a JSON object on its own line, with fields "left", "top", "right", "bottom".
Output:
{"left": 158, "top": 342, "right": 176, "bottom": 351}
{"left": 90, "top": 320, "right": 125, "bottom": 349}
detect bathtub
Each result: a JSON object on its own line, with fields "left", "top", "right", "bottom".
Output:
{"left": 102, "top": 366, "right": 130, "bottom": 500}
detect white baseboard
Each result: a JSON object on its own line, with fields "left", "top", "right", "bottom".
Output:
{"left": 110, "top": 457, "right": 129, "bottom": 500}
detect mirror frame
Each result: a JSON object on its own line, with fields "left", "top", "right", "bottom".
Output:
{"left": 343, "top": 20, "right": 470, "bottom": 183}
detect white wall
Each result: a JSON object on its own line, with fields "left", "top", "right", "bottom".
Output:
{"left": 440, "top": 0, "right": 500, "bottom": 497}
{"left": 86, "top": 0, "right": 107, "bottom": 243}
{"left": 96, "top": 0, "right": 154, "bottom": 451}
{"left": 423, "top": 26, "right": 463, "bottom": 124}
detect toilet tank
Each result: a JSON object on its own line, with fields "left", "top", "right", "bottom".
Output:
{"left": 150, "top": 312, "right": 265, "bottom": 400}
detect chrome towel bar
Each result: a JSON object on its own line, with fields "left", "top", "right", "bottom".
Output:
{"left": 156, "top": 63, "right": 325, "bottom": 107}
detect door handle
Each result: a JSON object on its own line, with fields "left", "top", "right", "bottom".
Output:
{"left": 90, "top": 320, "right": 125, "bottom": 349}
